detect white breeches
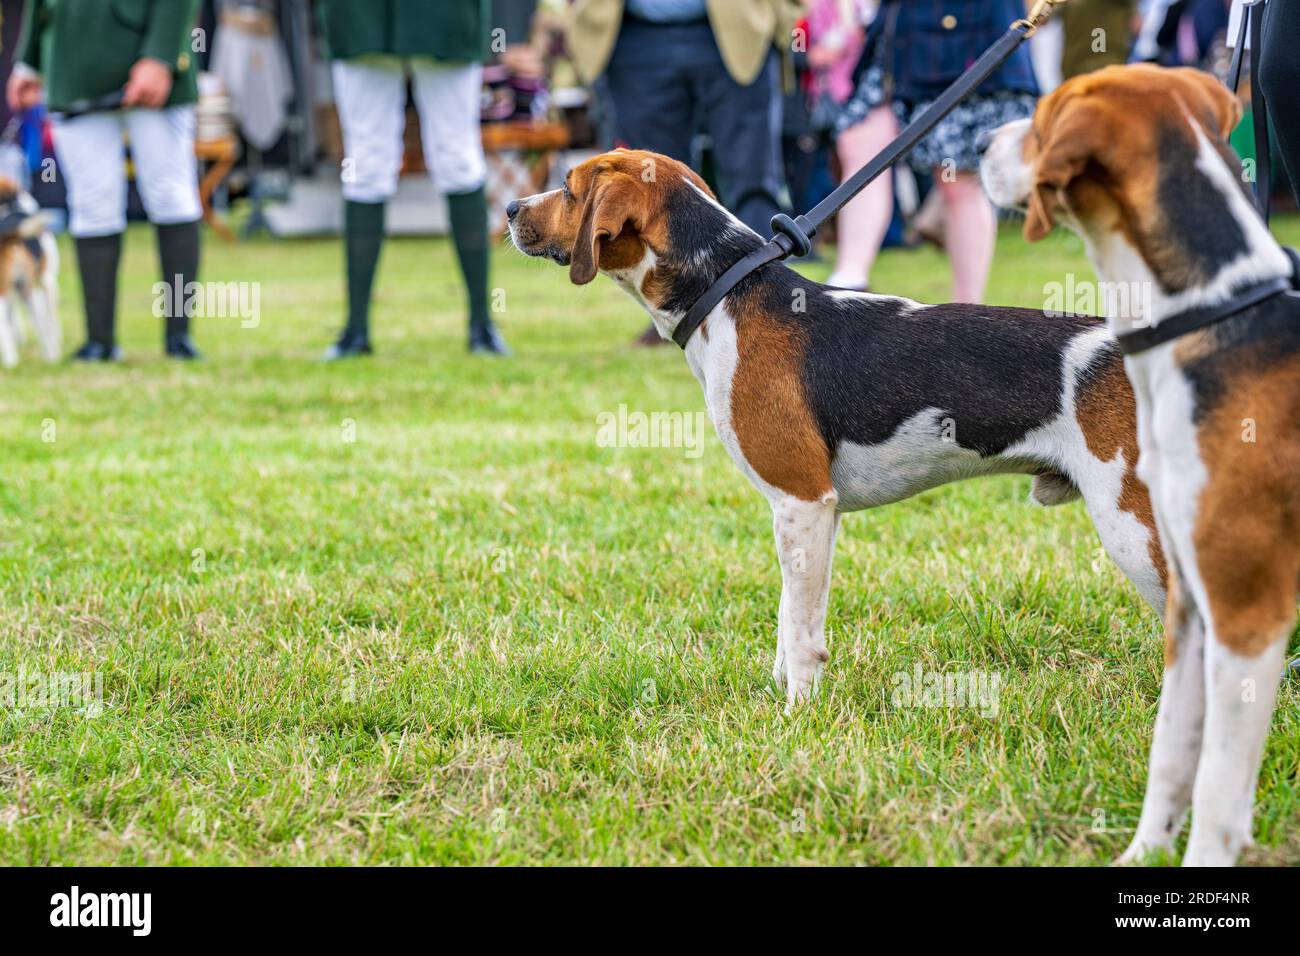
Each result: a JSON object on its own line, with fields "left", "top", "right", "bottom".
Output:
{"left": 332, "top": 57, "right": 486, "bottom": 201}
{"left": 52, "top": 105, "right": 201, "bottom": 238}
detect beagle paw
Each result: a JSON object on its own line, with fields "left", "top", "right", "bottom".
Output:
{"left": 783, "top": 644, "right": 828, "bottom": 710}
{"left": 1115, "top": 834, "right": 1175, "bottom": 866}
{"left": 771, "top": 640, "right": 786, "bottom": 690}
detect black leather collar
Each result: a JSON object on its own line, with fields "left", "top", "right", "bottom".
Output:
{"left": 1115, "top": 248, "right": 1300, "bottom": 356}
{"left": 670, "top": 238, "right": 788, "bottom": 349}
{"left": 0, "top": 201, "right": 27, "bottom": 236}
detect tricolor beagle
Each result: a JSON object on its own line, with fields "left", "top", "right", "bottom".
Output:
{"left": 0, "top": 175, "right": 59, "bottom": 368}
{"left": 982, "top": 63, "right": 1296, "bottom": 866}
{"left": 507, "top": 148, "right": 1167, "bottom": 710}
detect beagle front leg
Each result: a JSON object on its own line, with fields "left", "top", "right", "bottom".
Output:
{"left": 1183, "top": 632, "right": 1288, "bottom": 866}
{"left": 1118, "top": 578, "right": 1205, "bottom": 864}
{"left": 771, "top": 492, "right": 839, "bottom": 709}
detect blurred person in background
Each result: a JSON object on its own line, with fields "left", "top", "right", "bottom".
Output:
{"left": 1133, "top": 0, "right": 1228, "bottom": 67}
{"left": 319, "top": 0, "right": 508, "bottom": 358}
{"left": 790, "top": 0, "right": 870, "bottom": 233}
{"left": 8, "top": 0, "right": 204, "bottom": 361}
{"left": 828, "top": 0, "right": 1038, "bottom": 300}
{"left": 569, "top": 0, "right": 801, "bottom": 346}
{"left": 804, "top": 0, "right": 870, "bottom": 119}
{"left": 1060, "top": 0, "right": 1138, "bottom": 79}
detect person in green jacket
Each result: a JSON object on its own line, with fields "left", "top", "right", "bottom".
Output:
{"left": 318, "top": 0, "right": 507, "bottom": 358}
{"left": 7, "top": 0, "right": 204, "bottom": 360}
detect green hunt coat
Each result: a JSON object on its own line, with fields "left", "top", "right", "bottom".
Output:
{"left": 16, "top": 0, "right": 200, "bottom": 111}
{"left": 318, "top": 0, "right": 488, "bottom": 63}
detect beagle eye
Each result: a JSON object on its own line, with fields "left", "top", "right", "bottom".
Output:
{"left": 562, "top": 180, "right": 573, "bottom": 201}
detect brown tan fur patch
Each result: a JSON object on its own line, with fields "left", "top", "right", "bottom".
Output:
{"left": 1074, "top": 357, "right": 1169, "bottom": 587}
{"left": 1190, "top": 356, "right": 1300, "bottom": 656}
{"left": 727, "top": 286, "right": 832, "bottom": 501}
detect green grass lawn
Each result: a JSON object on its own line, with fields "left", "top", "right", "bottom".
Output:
{"left": 0, "top": 219, "right": 1297, "bottom": 865}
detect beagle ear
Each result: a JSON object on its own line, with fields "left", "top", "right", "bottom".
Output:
{"left": 1024, "top": 101, "right": 1096, "bottom": 243}
{"left": 1177, "top": 67, "right": 1242, "bottom": 141}
{"left": 569, "top": 177, "right": 639, "bottom": 285}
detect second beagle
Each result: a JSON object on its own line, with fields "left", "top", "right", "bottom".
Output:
{"left": 982, "top": 64, "right": 1296, "bottom": 865}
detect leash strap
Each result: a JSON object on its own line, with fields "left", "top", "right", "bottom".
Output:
{"left": 1114, "top": 276, "right": 1292, "bottom": 356}
{"left": 673, "top": 9, "right": 1055, "bottom": 349}
{"left": 1227, "top": 2, "right": 1249, "bottom": 91}
{"left": 1227, "top": 0, "right": 1271, "bottom": 222}
{"left": 1248, "top": 0, "right": 1270, "bottom": 223}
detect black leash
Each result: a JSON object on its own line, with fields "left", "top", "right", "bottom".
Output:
{"left": 672, "top": 0, "right": 1068, "bottom": 349}
{"left": 1226, "top": 0, "right": 1271, "bottom": 223}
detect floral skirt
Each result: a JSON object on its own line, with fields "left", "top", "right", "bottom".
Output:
{"left": 835, "top": 57, "right": 1037, "bottom": 174}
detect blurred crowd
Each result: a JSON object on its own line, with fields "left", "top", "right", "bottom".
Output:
{"left": 1, "top": 0, "right": 1296, "bottom": 361}
{"left": 553, "top": 0, "right": 1299, "bottom": 343}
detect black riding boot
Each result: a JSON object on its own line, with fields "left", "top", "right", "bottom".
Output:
{"left": 326, "top": 199, "right": 383, "bottom": 359}
{"left": 157, "top": 219, "right": 202, "bottom": 359}
{"left": 448, "top": 187, "right": 509, "bottom": 355}
{"left": 70, "top": 233, "right": 122, "bottom": 361}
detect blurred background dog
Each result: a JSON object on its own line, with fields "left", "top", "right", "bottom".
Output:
{"left": 0, "top": 173, "right": 57, "bottom": 367}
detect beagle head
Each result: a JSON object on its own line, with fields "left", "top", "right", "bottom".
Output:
{"left": 980, "top": 64, "right": 1245, "bottom": 291}
{"left": 507, "top": 149, "right": 762, "bottom": 328}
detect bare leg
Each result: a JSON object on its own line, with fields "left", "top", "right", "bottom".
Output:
{"left": 829, "top": 107, "right": 896, "bottom": 290}
{"left": 936, "top": 170, "right": 996, "bottom": 303}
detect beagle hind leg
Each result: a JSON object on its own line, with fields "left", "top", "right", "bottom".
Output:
{"left": 771, "top": 493, "right": 839, "bottom": 709}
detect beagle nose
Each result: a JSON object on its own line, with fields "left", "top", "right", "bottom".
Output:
{"left": 975, "top": 129, "right": 994, "bottom": 157}
{"left": 506, "top": 200, "right": 521, "bottom": 220}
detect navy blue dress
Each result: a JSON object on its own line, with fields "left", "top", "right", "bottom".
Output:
{"left": 836, "top": 0, "right": 1040, "bottom": 173}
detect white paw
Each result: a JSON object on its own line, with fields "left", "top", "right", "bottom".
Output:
{"left": 1115, "top": 838, "right": 1168, "bottom": 866}
{"left": 771, "top": 641, "right": 786, "bottom": 689}
{"left": 1182, "top": 830, "right": 1244, "bottom": 867}
{"left": 782, "top": 646, "right": 827, "bottom": 712}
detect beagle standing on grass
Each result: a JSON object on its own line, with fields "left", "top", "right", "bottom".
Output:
{"left": 982, "top": 64, "right": 1297, "bottom": 866}
{"left": 0, "top": 174, "right": 59, "bottom": 368}
{"left": 509, "top": 148, "right": 1170, "bottom": 709}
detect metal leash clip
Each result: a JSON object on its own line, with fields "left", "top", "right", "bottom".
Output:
{"left": 1015, "top": 0, "right": 1070, "bottom": 38}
